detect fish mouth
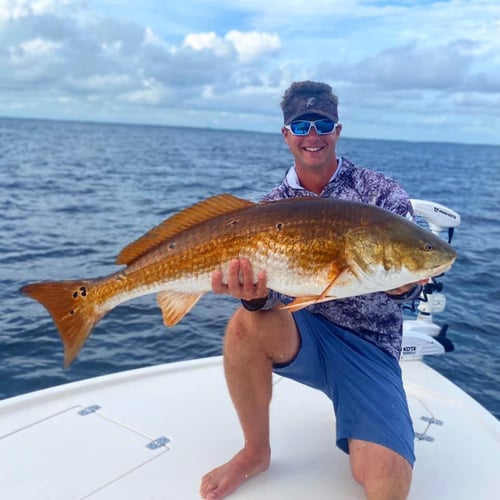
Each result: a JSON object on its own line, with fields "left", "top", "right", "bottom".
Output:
{"left": 429, "top": 258, "right": 456, "bottom": 277}
{"left": 348, "top": 256, "right": 457, "bottom": 291}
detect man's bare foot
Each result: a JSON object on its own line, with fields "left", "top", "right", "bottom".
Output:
{"left": 200, "top": 446, "right": 270, "bottom": 499}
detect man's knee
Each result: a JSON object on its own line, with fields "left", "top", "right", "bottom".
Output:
{"left": 224, "top": 306, "right": 299, "bottom": 363}
{"left": 349, "top": 440, "right": 412, "bottom": 498}
{"left": 224, "top": 307, "right": 269, "bottom": 355}
{"left": 226, "top": 307, "right": 262, "bottom": 340}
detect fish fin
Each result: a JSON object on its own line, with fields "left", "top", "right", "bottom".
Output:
{"left": 282, "top": 295, "right": 336, "bottom": 313}
{"left": 157, "top": 290, "right": 205, "bottom": 327}
{"left": 117, "top": 194, "right": 256, "bottom": 265}
{"left": 281, "top": 271, "right": 347, "bottom": 312}
{"left": 21, "top": 280, "right": 105, "bottom": 368}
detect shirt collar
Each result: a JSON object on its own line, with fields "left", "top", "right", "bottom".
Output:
{"left": 285, "top": 157, "right": 343, "bottom": 190}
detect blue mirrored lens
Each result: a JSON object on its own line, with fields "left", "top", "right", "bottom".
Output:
{"left": 314, "top": 119, "right": 336, "bottom": 134}
{"left": 289, "top": 119, "right": 336, "bottom": 135}
{"left": 290, "top": 121, "right": 312, "bottom": 135}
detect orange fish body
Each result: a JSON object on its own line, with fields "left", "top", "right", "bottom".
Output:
{"left": 22, "top": 194, "right": 456, "bottom": 367}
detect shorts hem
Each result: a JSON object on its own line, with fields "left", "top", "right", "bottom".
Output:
{"left": 336, "top": 431, "right": 416, "bottom": 467}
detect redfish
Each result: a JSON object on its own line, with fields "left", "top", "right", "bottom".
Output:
{"left": 22, "top": 194, "right": 456, "bottom": 366}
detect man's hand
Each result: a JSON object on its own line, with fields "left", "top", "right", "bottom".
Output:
{"left": 211, "top": 259, "right": 268, "bottom": 301}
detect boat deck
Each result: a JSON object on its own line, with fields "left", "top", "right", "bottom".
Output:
{"left": 1, "top": 357, "right": 499, "bottom": 499}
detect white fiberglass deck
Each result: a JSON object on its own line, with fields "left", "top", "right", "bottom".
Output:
{"left": 0, "top": 357, "right": 499, "bottom": 499}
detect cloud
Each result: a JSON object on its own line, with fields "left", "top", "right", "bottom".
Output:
{"left": 0, "top": 0, "right": 498, "bottom": 144}
{"left": 10, "top": 36, "right": 61, "bottom": 61}
{"left": 327, "top": 42, "right": 473, "bottom": 91}
{"left": 0, "top": 3, "right": 284, "bottom": 118}
{"left": 65, "top": 73, "right": 135, "bottom": 93}
{"left": 0, "top": 0, "right": 75, "bottom": 21}
{"left": 316, "top": 37, "right": 500, "bottom": 130}
{"left": 225, "top": 30, "right": 280, "bottom": 62}
{"left": 118, "top": 79, "right": 168, "bottom": 105}
{"left": 182, "top": 30, "right": 280, "bottom": 63}
{"left": 183, "top": 32, "right": 233, "bottom": 58}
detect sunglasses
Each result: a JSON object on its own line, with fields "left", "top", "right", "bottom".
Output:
{"left": 285, "top": 119, "right": 338, "bottom": 136}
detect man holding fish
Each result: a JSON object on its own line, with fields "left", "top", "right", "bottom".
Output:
{"left": 22, "top": 80, "right": 455, "bottom": 499}
{"left": 201, "top": 81, "right": 426, "bottom": 500}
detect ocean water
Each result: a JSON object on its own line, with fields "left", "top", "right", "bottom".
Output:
{"left": 0, "top": 117, "right": 498, "bottom": 419}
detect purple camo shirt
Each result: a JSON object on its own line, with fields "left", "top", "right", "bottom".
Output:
{"left": 260, "top": 157, "right": 417, "bottom": 359}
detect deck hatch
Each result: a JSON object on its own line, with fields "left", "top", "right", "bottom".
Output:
{"left": 1, "top": 403, "right": 170, "bottom": 498}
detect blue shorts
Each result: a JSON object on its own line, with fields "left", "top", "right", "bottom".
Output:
{"left": 273, "top": 310, "right": 415, "bottom": 466}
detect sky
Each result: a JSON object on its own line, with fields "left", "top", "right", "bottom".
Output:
{"left": 1, "top": 0, "right": 499, "bottom": 145}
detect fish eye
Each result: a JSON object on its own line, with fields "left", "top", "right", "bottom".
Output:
{"left": 424, "top": 243, "right": 433, "bottom": 251}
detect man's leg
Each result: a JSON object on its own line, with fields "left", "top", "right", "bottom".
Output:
{"left": 199, "top": 306, "right": 299, "bottom": 500}
{"left": 349, "top": 439, "right": 412, "bottom": 500}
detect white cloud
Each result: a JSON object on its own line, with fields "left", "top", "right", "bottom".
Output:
{"left": 143, "top": 26, "right": 164, "bottom": 47}
{"left": 30, "top": 0, "right": 72, "bottom": 14}
{"left": 183, "top": 32, "right": 231, "bottom": 57}
{"left": 119, "top": 79, "right": 167, "bottom": 104}
{"left": 328, "top": 42, "right": 473, "bottom": 91}
{"left": 7, "top": 37, "right": 62, "bottom": 83}
{"left": 65, "top": 73, "right": 134, "bottom": 92}
{"left": 10, "top": 37, "right": 61, "bottom": 60}
{"left": 182, "top": 30, "right": 280, "bottom": 62}
{"left": 0, "top": 0, "right": 74, "bottom": 21}
{"left": 225, "top": 30, "right": 280, "bottom": 63}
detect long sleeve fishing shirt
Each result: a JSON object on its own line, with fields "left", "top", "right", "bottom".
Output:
{"left": 257, "top": 156, "right": 420, "bottom": 360}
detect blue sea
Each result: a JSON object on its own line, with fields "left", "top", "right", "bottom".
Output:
{"left": 1, "top": 117, "right": 499, "bottom": 419}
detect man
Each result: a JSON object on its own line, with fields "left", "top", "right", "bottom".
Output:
{"left": 200, "top": 81, "right": 422, "bottom": 500}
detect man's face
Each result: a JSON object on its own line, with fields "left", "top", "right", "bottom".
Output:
{"left": 281, "top": 115, "right": 342, "bottom": 171}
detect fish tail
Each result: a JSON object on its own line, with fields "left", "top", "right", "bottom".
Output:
{"left": 22, "top": 279, "right": 106, "bottom": 368}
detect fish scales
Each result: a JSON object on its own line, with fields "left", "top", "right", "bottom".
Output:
{"left": 120, "top": 199, "right": 341, "bottom": 291}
